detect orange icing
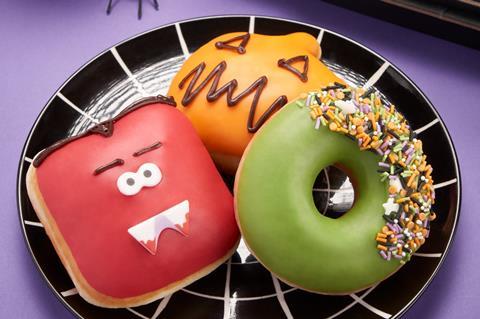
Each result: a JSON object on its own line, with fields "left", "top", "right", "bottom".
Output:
{"left": 168, "top": 32, "right": 344, "bottom": 161}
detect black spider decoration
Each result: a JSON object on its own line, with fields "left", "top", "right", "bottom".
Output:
{"left": 106, "top": 0, "right": 159, "bottom": 19}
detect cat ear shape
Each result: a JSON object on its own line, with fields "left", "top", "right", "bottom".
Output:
{"left": 215, "top": 33, "right": 250, "bottom": 54}
{"left": 277, "top": 55, "right": 309, "bottom": 82}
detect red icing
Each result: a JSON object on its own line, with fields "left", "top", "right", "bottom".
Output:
{"left": 142, "top": 240, "right": 158, "bottom": 256}
{"left": 176, "top": 213, "right": 190, "bottom": 235}
{"left": 35, "top": 103, "right": 239, "bottom": 298}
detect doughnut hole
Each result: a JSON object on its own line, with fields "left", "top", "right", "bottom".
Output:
{"left": 312, "top": 165, "right": 355, "bottom": 219}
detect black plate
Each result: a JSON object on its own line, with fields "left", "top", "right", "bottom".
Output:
{"left": 17, "top": 15, "right": 461, "bottom": 319}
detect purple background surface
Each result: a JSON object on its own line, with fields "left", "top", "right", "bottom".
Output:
{"left": 1, "top": 1, "right": 479, "bottom": 318}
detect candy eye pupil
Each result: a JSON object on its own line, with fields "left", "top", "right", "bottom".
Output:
{"left": 126, "top": 178, "right": 135, "bottom": 186}
{"left": 143, "top": 170, "right": 152, "bottom": 178}
{"left": 117, "top": 163, "right": 161, "bottom": 196}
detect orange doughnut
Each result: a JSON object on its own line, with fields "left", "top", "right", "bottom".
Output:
{"left": 168, "top": 32, "right": 344, "bottom": 172}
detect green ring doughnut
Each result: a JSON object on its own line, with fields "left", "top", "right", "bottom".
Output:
{"left": 235, "top": 102, "right": 401, "bottom": 294}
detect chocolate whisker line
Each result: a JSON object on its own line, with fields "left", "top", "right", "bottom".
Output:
{"left": 178, "top": 61, "right": 288, "bottom": 133}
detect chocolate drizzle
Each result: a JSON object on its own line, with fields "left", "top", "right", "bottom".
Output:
{"left": 90, "top": 120, "right": 114, "bottom": 137}
{"left": 277, "top": 55, "right": 309, "bottom": 82}
{"left": 133, "top": 141, "right": 162, "bottom": 157}
{"left": 178, "top": 61, "right": 288, "bottom": 133}
{"left": 94, "top": 158, "right": 124, "bottom": 175}
{"left": 32, "top": 95, "right": 176, "bottom": 167}
{"left": 214, "top": 33, "right": 250, "bottom": 54}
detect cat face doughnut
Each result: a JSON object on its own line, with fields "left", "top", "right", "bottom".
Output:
{"left": 235, "top": 85, "right": 436, "bottom": 294}
{"left": 168, "top": 32, "right": 344, "bottom": 172}
{"left": 26, "top": 96, "right": 240, "bottom": 308}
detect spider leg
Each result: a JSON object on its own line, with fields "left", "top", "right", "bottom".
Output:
{"left": 106, "top": 0, "right": 113, "bottom": 14}
{"left": 106, "top": 0, "right": 157, "bottom": 18}
{"left": 138, "top": 0, "right": 142, "bottom": 19}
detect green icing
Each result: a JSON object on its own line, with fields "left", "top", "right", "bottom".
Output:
{"left": 236, "top": 102, "right": 401, "bottom": 293}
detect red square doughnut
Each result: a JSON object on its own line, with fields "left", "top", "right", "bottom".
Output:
{"left": 26, "top": 97, "right": 239, "bottom": 308}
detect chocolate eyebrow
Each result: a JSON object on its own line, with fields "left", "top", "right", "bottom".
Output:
{"left": 94, "top": 158, "right": 124, "bottom": 176}
{"left": 133, "top": 141, "right": 162, "bottom": 157}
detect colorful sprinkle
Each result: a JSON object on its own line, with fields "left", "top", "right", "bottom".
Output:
{"left": 305, "top": 84, "right": 436, "bottom": 264}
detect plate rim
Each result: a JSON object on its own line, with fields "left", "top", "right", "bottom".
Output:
{"left": 16, "top": 14, "right": 462, "bottom": 319}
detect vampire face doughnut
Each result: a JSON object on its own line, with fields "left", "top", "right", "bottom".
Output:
{"left": 117, "top": 162, "right": 162, "bottom": 196}
{"left": 26, "top": 98, "right": 239, "bottom": 308}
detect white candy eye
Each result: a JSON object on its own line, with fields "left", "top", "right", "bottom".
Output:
{"left": 117, "top": 172, "right": 142, "bottom": 196}
{"left": 138, "top": 163, "right": 162, "bottom": 187}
